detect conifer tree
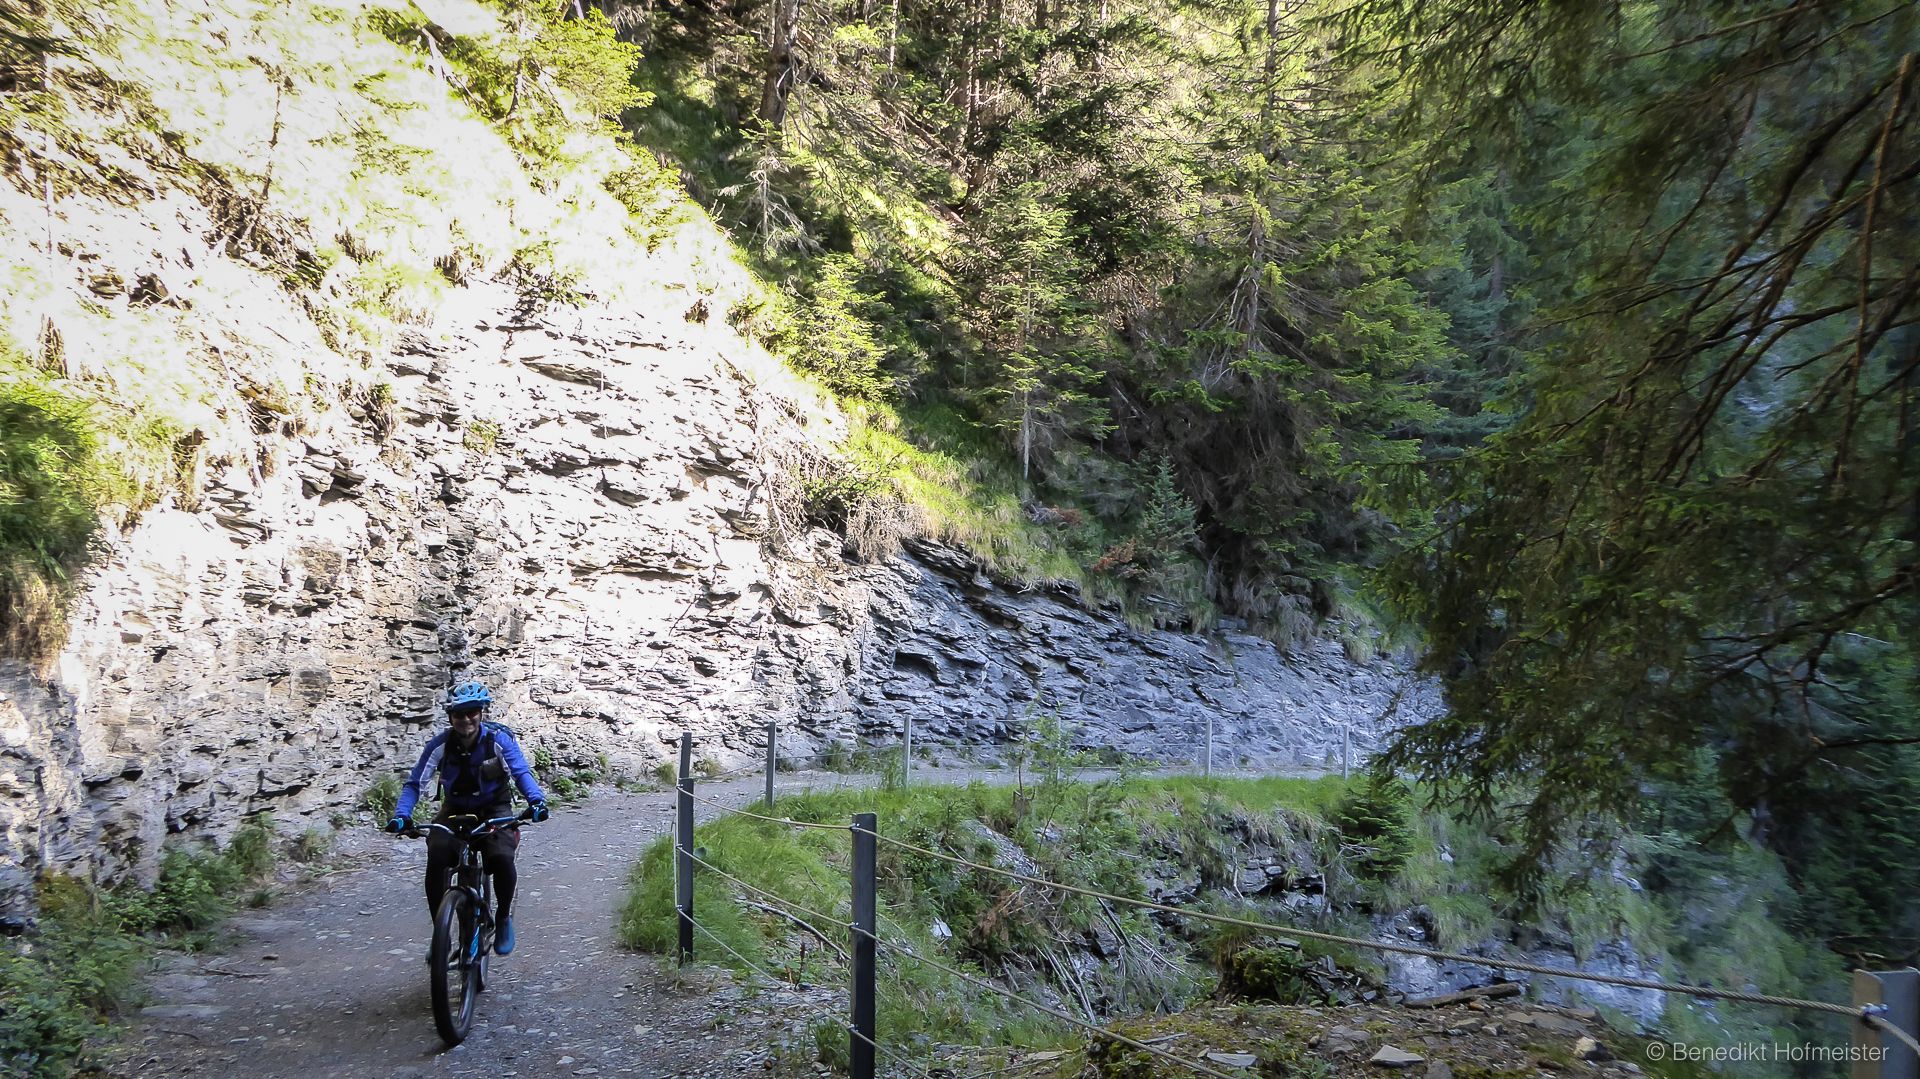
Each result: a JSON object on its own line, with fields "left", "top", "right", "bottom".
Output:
{"left": 961, "top": 177, "right": 1111, "bottom": 477}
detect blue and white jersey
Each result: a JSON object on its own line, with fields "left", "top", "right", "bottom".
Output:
{"left": 396, "top": 723, "right": 545, "bottom": 818}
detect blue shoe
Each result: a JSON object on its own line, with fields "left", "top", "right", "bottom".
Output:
{"left": 496, "top": 916, "right": 515, "bottom": 956}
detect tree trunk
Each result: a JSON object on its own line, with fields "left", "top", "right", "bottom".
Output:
{"left": 1262, "top": 0, "right": 1278, "bottom": 127}
{"left": 1238, "top": 0, "right": 1279, "bottom": 360}
{"left": 1892, "top": 325, "right": 1920, "bottom": 546}
{"left": 961, "top": 0, "right": 980, "bottom": 154}
{"left": 886, "top": 0, "right": 900, "bottom": 67}
{"left": 1021, "top": 391, "right": 1033, "bottom": 479}
{"left": 759, "top": 0, "right": 802, "bottom": 129}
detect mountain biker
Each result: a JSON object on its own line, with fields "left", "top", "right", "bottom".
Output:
{"left": 383, "top": 681, "right": 549, "bottom": 956}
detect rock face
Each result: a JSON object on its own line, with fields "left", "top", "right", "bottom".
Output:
{"left": 0, "top": 285, "right": 1438, "bottom": 902}
{"left": 1381, "top": 937, "right": 1666, "bottom": 1027}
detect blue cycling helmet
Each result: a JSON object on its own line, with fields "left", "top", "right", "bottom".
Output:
{"left": 446, "top": 681, "right": 492, "bottom": 711}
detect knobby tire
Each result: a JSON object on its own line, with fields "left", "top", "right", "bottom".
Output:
{"left": 430, "top": 889, "right": 479, "bottom": 1045}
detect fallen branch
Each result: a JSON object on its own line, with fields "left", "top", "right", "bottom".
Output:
{"left": 1041, "top": 943, "right": 1098, "bottom": 1023}
{"left": 746, "top": 901, "right": 848, "bottom": 962}
{"left": 1403, "top": 982, "right": 1524, "bottom": 1008}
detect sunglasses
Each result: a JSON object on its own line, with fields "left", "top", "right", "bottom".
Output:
{"left": 448, "top": 707, "right": 484, "bottom": 719}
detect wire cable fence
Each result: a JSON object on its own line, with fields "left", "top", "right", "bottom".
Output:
{"left": 851, "top": 826, "right": 1900, "bottom": 1020}
{"left": 663, "top": 732, "right": 1920, "bottom": 1078}
{"left": 685, "top": 709, "right": 1161, "bottom": 795}
{"left": 685, "top": 916, "right": 934, "bottom": 1079}
{"left": 860, "top": 926, "right": 1245, "bottom": 1079}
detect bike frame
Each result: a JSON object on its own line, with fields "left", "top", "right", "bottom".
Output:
{"left": 406, "top": 812, "right": 526, "bottom": 1046}
{"left": 436, "top": 818, "right": 500, "bottom": 942}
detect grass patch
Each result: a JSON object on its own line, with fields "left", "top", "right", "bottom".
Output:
{"left": 838, "top": 401, "right": 1219, "bottom": 630}
{"left": 0, "top": 349, "right": 181, "bottom": 657}
{"left": 619, "top": 776, "right": 1354, "bottom": 1055}
{"left": 620, "top": 772, "right": 1855, "bottom": 1073}
{"left": 848, "top": 401, "right": 1094, "bottom": 587}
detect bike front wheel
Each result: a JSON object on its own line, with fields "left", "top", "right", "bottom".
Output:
{"left": 429, "top": 889, "right": 480, "bottom": 1045}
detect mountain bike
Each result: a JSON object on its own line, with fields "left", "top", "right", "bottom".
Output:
{"left": 404, "top": 811, "right": 533, "bottom": 1046}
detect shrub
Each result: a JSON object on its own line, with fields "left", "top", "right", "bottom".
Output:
{"left": 0, "top": 816, "right": 281, "bottom": 1077}
{"left": 603, "top": 151, "right": 683, "bottom": 243}
{"left": 1215, "top": 942, "right": 1328, "bottom": 1004}
{"left": 113, "top": 850, "right": 239, "bottom": 935}
{"left": 109, "top": 815, "right": 281, "bottom": 936}
{"left": 792, "top": 254, "right": 893, "bottom": 400}
{"left": 796, "top": 456, "right": 888, "bottom": 532}
{"left": 500, "top": 243, "right": 591, "bottom": 318}
{"left": 533, "top": 744, "right": 601, "bottom": 803}
{"left": 1, "top": 879, "right": 146, "bottom": 1078}
{"left": 290, "top": 828, "right": 332, "bottom": 863}
{"left": 462, "top": 418, "right": 500, "bottom": 455}
{"left": 361, "top": 773, "right": 403, "bottom": 821}
{"left": 1331, "top": 773, "right": 1415, "bottom": 881}
{"left": 224, "top": 813, "right": 278, "bottom": 880}
{"left": 522, "top": 7, "right": 649, "bottom": 121}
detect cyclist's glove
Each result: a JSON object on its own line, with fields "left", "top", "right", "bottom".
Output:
{"left": 526, "top": 800, "right": 550, "bottom": 824}
{"left": 384, "top": 814, "right": 412, "bottom": 834}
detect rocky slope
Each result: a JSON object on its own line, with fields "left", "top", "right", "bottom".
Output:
{"left": 0, "top": 278, "right": 1437, "bottom": 905}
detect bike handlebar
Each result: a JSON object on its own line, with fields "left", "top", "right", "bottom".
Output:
{"left": 396, "top": 812, "right": 535, "bottom": 839}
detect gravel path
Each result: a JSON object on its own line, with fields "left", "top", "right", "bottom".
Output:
{"left": 107, "top": 763, "right": 1131, "bottom": 1078}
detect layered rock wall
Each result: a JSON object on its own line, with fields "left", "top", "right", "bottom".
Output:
{"left": 0, "top": 286, "right": 1437, "bottom": 901}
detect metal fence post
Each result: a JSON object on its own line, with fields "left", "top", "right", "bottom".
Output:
{"left": 1204, "top": 713, "right": 1213, "bottom": 780}
{"left": 850, "top": 812, "right": 877, "bottom": 1079}
{"left": 903, "top": 713, "right": 913, "bottom": 789}
{"left": 765, "top": 720, "right": 777, "bottom": 812}
{"left": 1854, "top": 969, "right": 1919, "bottom": 1079}
{"left": 676, "top": 732, "right": 695, "bottom": 964}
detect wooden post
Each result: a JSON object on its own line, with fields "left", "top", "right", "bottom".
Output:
{"left": 1854, "top": 969, "right": 1920, "bottom": 1079}
{"left": 850, "top": 813, "right": 878, "bottom": 1079}
{"left": 765, "top": 720, "right": 777, "bottom": 812}
{"left": 676, "top": 732, "right": 694, "bottom": 964}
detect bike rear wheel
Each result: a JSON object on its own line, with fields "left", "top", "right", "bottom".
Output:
{"left": 429, "top": 889, "right": 479, "bottom": 1045}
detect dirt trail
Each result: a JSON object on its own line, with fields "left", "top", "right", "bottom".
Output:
{"left": 110, "top": 768, "right": 979, "bottom": 1079}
